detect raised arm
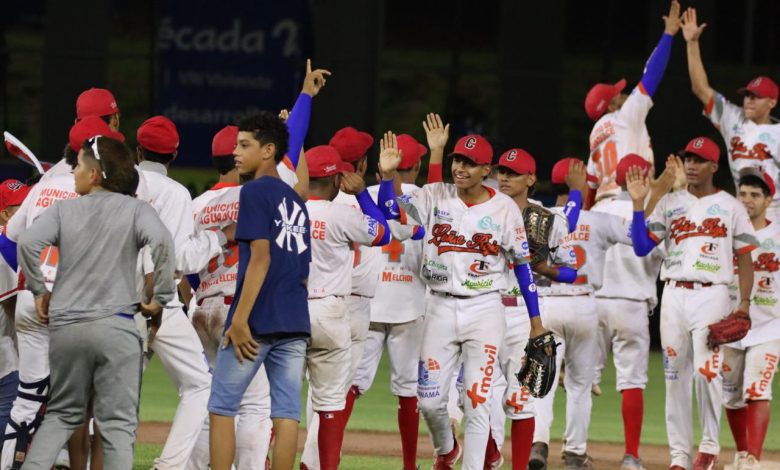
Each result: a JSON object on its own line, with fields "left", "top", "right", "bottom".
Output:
{"left": 286, "top": 59, "right": 331, "bottom": 169}
{"left": 626, "top": 166, "right": 661, "bottom": 256}
{"left": 682, "top": 7, "right": 715, "bottom": 106}
{"left": 423, "top": 113, "right": 449, "bottom": 184}
{"left": 340, "top": 172, "right": 391, "bottom": 247}
{"left": 639, "top": 1, "right": 681, "bottom": 97}
{"left": 563, "top": 160, "right": 587, "bottom": 232}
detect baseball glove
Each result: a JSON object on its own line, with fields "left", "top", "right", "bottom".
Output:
{"left": 522, "top": 204, "right": 555, "bottom": 266}
{"left": 706, "top": 309, "right": 751, "bottom": 349}
{"left": 516, "top": 330, "right": 559, "bottom": 398}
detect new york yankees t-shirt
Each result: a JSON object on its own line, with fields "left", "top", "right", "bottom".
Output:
{"left": 227, "top": 176, "right": 311, "bottom": 337}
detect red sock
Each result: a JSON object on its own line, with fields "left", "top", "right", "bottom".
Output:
{"left": 484, "top": 429, "right": 500, "bottom": 464}
{"left": 397, "top": 396, "right": 419, "bottom": 470}
{"left": 726, "top": 407, "right": 749, "bottom": 452}
{"left": 511, "top": 418, "right": 535, "bottom": 470}
{"left": 343, "top": 385, "right": 360, "bottom": 425}
{"left": 318, "top": 410, "right": 346, "bottom": 470}
{"left": 621, "top": 388, "right": 643, "bottom": 459}
{"left": 747, "top": 400, "right": 771, "bottom": 459}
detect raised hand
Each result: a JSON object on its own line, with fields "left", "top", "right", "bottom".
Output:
{"left": 339, "top": 172, "right": 367, "bottom": 195}
{"left": 278, "top": 109, "right": 290, "bottom": 123}
{"left": 663, "top": 0, "right": 683, "bottom": 36}
{"left": 422, "top": 113, "right": 450, "bottom": 151}
{"left": 565, "top": 159, "right": 587, "bottom": 193}
{"left": 378, "top": 131, "right": 402, "bottom": 179}
{"left": 626, "top": 165, "right": 650, "bottom": 202}
{"left": 302, "top": 59, "right": 332, "bottom": 97}
{"left": 671, "top": 154, "right": 687, "bottom": 190}
{"left": 681, "top": 7, "right": 707, "bottom": 42}
{"left": 649, "top": 157, "right": 676, "bottom": 199}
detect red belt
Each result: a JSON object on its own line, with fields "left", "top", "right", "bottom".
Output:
{"left": 501, "top": 296, "right": 518, "bottom": 307}
{"left": 667, "top": 280, "right": 713, "bottom": 290}
{"left": 196, "top": 296, "right": 234, "bottom": 306}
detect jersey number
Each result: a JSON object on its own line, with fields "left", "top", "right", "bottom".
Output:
{"left": 592, "top": 141, "right": 618, "bottom": 180}
{"left": 572, "top": 245, "right": 588, "bottom": 285}
{"left": 207, "top": 242, "right": 239, "bottom": 274}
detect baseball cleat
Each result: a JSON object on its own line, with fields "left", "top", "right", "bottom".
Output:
{"left": 431, "top": 435, "right": 461, "bottom": 470}
{"left": 742, "top": 454, "right": 761, "bottom": 470}
{"left": 620, "top": 454, "right": 647, "bottom": 470}
{"left": 529, "top": 442, "right": 549, "bottom": 470}
{"left": 693, "top": 452, "right": 717, "bottom": 470}
{"left": 563, "top": 451, "right": 594, "bottom": 470}
{"left": 732, "top": 451, "right": 748, "bottom": 470}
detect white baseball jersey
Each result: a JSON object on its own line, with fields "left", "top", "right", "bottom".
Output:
{"left": 368, "top": 183, "right": 425, "bottom": 324}
{"left": 587, "top": 85, "right": 655, "bottom": 201}
{"left": 540, "top": 209, "right": 632, "bottom": 296}
{"left": 646, "top": 190, "right": 758, "bottom": 284}
{"left": 592, "top": 194, "right": 664, "bottom": 308}
{"left": 0, "top": 225, "right": 18, "bottom": 379}
{"left": 729, "top": 222, "right": 780, "bottom": 334}
{"left": 306, "top": 199, "right": 385, "bottom": 299}
{"left": 705, "top": 92, "right": 780, "bottom": 211}
{"left": 333, "top": 190, "right": 382, "bottom": 297}
{"left": 395, "top": 183, "right": 531, "bottom": 297}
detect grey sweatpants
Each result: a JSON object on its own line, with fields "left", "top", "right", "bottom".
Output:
{"left": 21, "top": 314, "right": 142, "bottom": 470}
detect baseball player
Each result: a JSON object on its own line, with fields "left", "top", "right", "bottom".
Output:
{"left": 722, "top": 168, "right": 780, "bottom": 470}
{"left": 0, "top": 116, "right": 125, "bottom": 470}
{"left": 591, "top": 155, "right": 667, "bottom": 470}
{"left": 627, "top": 136, "right": 758, "bottom": 470}
{"left": 75, "top": 87, "right": 121, "bottom": 131}
{"left": 529, "top": 157, "right": 638, "bottom": 470}
{"left": 302, "top": 145, "right": 390, "bottom": 470}
{"left": 349, "top": 134, "right": 428, "bottom": 470}
{"left": 585, "top": 0, "right": 682, "bottom": 203}
{"left": 377, "top": 131, "right": 546, "bottom": 470}
{"left": 682, "top": 7, "right": 780, "bottom": 222}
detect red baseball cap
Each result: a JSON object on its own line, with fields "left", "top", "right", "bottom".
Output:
{"left": 0, "top": 179, "right": 31, "bottom": 212}
{"left": 584, "top": 79, "right": 626, "bottom": 121}
{"left": 212, "top": 126, "right": 238, "bottom": 157}
{"left": 682, "top": 136, "right": 720, "bottom": 162}
{"left": 69, "top": 116, "right": 125, "bottom": 153}
{"left": 137, "top": 116, "right": 180, "bottom": 154}
{"left": 449, "top": 135, "right": 493, "bottom": 166}
{"left": 498, "top": 148, "right": 536, "bottom": 175}
{"left": 738, "top": 76, "right": 779, "bottom": 100}
{"left": 616, "top": 154, "right": 652, "bottom": 186}
{"left": 305, "top": 145, "right": 353, "bottom": 178}
{"left": 329, "top": 127, "right": 374, "bottom": 164}
{"left": 397, "top": 134, "right": 427, "bottom": 170}
{"left": 76, "top": 88, "right": 119, "bottom": 120}
{"left": 738, "top": 167, "right": 776, "bottom": 198}
{"left": 551, "top": 157, "right": 584, "bottom": 185}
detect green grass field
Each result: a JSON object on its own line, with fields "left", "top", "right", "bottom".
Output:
{"left": 136, "top": 350, "right": 780, "bottom": 468}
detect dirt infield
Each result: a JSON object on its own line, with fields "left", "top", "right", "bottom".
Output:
{"left": 138, "top": 421, "right": 780, "bottom": 469}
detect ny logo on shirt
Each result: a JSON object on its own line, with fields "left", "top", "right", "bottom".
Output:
{"left": 274, "top": 198, "right": 308, "bottom": 254}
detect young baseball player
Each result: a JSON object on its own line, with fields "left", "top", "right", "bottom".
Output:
{"left": 591, "top": 155, "right": 668, "bottom": 470}
{"left": 376, "top": 131, "right": 546, "bottom": 470}
{"left": 75, "top": 87, "right": 120, "bottom": 131}
{"left": 627, "top": 136, "right": 758, "bottom": 470}
{"left": 0, "top": 116, "right": 123, "bottom": 470}
{"left": 17, "top": 135, "right": 176, "bottom": 470}
{"left": 682, "top": 7, "right": 780, "bottom": 222}
{"left": 585, "top": 0, "right": 681, "bottom": 203}
{"left": 207, "top": 111, "right": 312, "bottom": 470}
{"left": 302, "top": 144, "right": 390, "bottom": 470}
{"left": 722, "top": 168, "right": 780, "bottom": 470}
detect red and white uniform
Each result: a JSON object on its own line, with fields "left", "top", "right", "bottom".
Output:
{"left": 587, "top": 85, "right": 654, "bottom": 201}
{"left": 0, "top": 224, "right": 18, "bottom": 385}
{"left": 705, "top": 93, "right": 780, "bottom": 221}
{"left": 592, "top": 194, "right": 664, "bottom": 393}
{"left": 723, "top": 222, "right": 780, "bottom": 408}
{"left": 646, "top": 190, "right": 758, "bottom": 468}
{"left": 395, "top": 183, "right": 531, "bottom": 470}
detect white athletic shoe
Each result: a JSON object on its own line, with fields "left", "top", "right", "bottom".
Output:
{"left": 733, "top": 451, "right": 749, "bottom": 470}
{"left": 54, "top": 448, "right": 71, "bottom": 469}
{"left": 742, "top": 454, "right": 761, "bottom": 470}
{"left": 620, "top": 454, "right": 647, "bottom": 470}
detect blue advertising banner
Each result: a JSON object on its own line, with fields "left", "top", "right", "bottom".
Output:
{"left": 156, "top": 0, "right": 311, "bottom": 166}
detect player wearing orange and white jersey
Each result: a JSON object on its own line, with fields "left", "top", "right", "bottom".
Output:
{"left": 628, "top": 137, "right": 759, "bottom": 470}
{"left": 721, "top": 169, "right": 780, "bottom": 470}
{"left": 585, "top": 1, "right": 682, "bottom": 203}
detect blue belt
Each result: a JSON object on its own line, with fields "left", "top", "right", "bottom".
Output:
{"left": 115, "top": 313, "right": 135, "bottom": 320}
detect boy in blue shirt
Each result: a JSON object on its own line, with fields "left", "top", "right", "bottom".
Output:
{"left": 207, "top": 111, "right": 312, "bottom": 470}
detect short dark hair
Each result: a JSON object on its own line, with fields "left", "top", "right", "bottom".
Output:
{"left": 63, "top": 143, "right": 79, "bottom": 168}
{"left": 238, "top": 112, "right": 289, "bottom": 163}
{"left": 82, "top": 137, "right": 138, "bottom": 196}
{"left": 141, "top": 148, "right": 176, "bottom": 165}
{"left": 212, "top": 156, "right": 236, "bottom": 175}
{"left": 739, "top": 174, "right": 772, "bottom": 197}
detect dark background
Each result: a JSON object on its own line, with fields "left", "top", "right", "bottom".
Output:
{"left": 1, "top": 0, "right": 778, "bottom": 346}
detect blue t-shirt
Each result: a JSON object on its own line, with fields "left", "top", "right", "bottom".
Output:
{"left": 226, "top": 176, "right": 311, "bottom": 337}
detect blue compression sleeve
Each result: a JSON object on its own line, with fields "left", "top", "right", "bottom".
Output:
{"left": 285, "top": 93, "right": 312, "bottom": 169}
{"left": 411, "top": 225, "right": 426, "bottom": 240}
{"left": 378, "top": 179, "right": 400, "bottom": 220}
{"left": 563, "top": 190, "right": 582, "bottom": 233}
{"left": 0, "top": 234, "right": 18, "bottom": 272}
{"left": 356, "top": 190, "right": 390, "bottom": 246}
{"left": 185, "top": 274, "right": 200, "bottom": 292}
{"left": 631, "top": 211, "right": 657, "bottom": 256}
{"left": 640, "top": 33, "right": 673, "bottom": 97}
{"left": 514, "top": 263, "right": 541, "bottom": 318}
{"left": 552, "top": 266, "right": 577, "bottom": 284}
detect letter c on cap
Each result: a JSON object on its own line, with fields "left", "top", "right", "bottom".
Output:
{"left": 507, "top": 150, "right": 517, "bottom": 161}
{"left": 693, "top": 138, "right": 704, "bottom": 149}
{"left": 465, "top": 137, "right": 477, "bottom": 150}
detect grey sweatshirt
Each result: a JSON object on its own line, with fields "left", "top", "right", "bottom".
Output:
{"left": 17, "top": 191, "right": 176, "bottom": 327}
